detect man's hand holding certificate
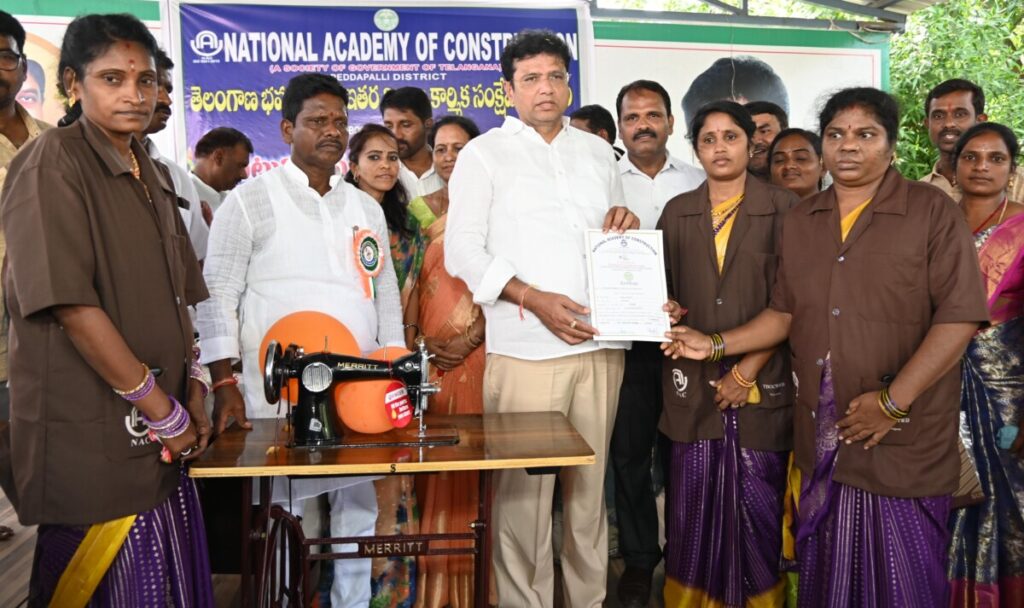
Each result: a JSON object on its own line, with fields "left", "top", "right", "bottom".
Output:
{"left": 585, "top": 230, "right": 672, "bottom": 342}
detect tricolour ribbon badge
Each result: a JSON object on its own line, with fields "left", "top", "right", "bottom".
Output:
{"left": 353, "top": 228, "right": 383, "bottom": 299}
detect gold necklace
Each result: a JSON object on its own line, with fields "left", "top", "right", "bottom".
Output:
{"left": 128, "top": 150, "right": 151, "bottom": 202}
{"left": 129, "top": 150, "right": 142, "bottom": 179}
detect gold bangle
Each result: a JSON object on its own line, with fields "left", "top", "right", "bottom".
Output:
{"left": 705, "top": 333, "right": 725, "bottom": 362}
{"left": 731, "top": 364, "right": 756, "bottom": 389}
{"left": 113, "top": 363, "right": 150, "bottom": 396}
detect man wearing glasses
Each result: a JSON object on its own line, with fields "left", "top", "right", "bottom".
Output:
{"left": 0, "top": 10, "right": 52, "bottom": 543}
{"left": 445, "top": 29, "right": 638, "bottom": 607}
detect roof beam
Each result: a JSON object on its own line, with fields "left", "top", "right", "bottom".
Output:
{"left": 696, "top": 0, "right": 743, "bottom": 14}
{"left": 799, "top": 0, "right": 906, "bottom": 23}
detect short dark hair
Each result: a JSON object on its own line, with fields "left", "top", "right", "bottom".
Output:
{"left": 58, "top": 14, "right": 160, "bottom": 126}
{"left": 344, "top": 124, "right": 411, "bottom": 237}
{"left": 744, "top": 100, "right": 789, "bottom": 130}
{"left": 155, "top": 47, "right": 174, "bottom": 72}
{"left": 681, "top": 56, "right": 789, "bottom": 129}
{"left": 428, "top": 115, "right": 481, "bottom": 148}
{"left": 767, "top": 128, "right": 822, "bottom": 169}
{"left": 26, "top": 58, "right": 45, "bottom": 91}
{"left": 380, "top": 86, "right": 432, "bottom": 123}
{"left": 688, "top": 100, "right": 755, "bottom": 151}
{"left": 570, "top": 104, "right": 616, "bottom": 144}
{"left": 500, "top": 29, "right": 571, "bottom": 82}
{"left": 615, "top": 80, "right": 672, "bottom": 120}
{"left": 194, "top": 127, "right": 254, "bottom": 158}
{"left": 282, "top": 74, "right": 348, "bottom": 123}
{"left": 953, "top": 122, "right": 1019, "bottom": 171}
{"left": 925, "top": 78, "right": 984, "bottom": 118}
{"left": 0, "top": 11, "right": 26, "bottom": 55}
{"left": 819, "top": 87, "right": 900, "bottom": 145}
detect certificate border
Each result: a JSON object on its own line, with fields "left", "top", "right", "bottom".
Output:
{"left": 585, "top": 229, "right": 671, "bottom": 343}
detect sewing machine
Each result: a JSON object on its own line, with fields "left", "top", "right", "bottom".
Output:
{"left": 262, "top": 338, "right": 458, "bottom": 448}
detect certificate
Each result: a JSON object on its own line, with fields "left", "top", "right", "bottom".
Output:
{"left": 585, "top": 229, "right": 670, "bottom": 342}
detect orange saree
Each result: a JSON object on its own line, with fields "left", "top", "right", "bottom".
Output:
{"left": 414, "top": 212, "right": 490, "bottom": 607}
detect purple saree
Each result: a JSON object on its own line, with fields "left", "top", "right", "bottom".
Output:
{"left": 29, "top": 469, "right": 214, "bottom": 607}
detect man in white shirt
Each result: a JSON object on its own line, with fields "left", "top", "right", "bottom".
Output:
{"left": 196, "top": 74, "right": 405, "bottom": 607}
{"left": 611, "top": 79, "right": 705, "bottom": 608}
{"left": 141, "top": 50, "right": 209, "bottom": 260}
{"left": 190, "top": 126, "right": 253, "bottom": 218}
{"left": 381, "top": 87, "right": 443, "bottom": 198}
{"left": 445, "top": 30, "right": 638, "bottom": 608}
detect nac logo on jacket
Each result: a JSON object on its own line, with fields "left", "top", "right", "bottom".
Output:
{"left": 672, "top": 369, "right": 688, "bottom": 398}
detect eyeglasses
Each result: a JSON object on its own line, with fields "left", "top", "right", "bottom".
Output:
{"left": 0, "top": 50, "right": 23, "bottom": 71}
{"left": 515, "top": 71, "right": 571, "bottom": 91}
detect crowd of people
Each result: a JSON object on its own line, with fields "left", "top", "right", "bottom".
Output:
{"left": 0, "top": 9, "right": 1021, "bottom": 608}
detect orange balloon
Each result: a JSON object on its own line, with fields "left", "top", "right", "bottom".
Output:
{"left": 335, "top": 346, "right": 413, "bottom": 434}
{"left": 259, "top": 311, "right": 359, "bottom": 405}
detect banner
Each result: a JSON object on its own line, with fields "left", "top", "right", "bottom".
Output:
{"left": 170, "top": 1, "right": 589, "bottom": 174}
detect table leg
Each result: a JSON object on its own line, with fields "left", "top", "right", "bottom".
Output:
{"left": 240, "top": 476, "right": 252, "bottom": 607}
{"left": 474, "top": 469, "right": 494, "bottom": 607}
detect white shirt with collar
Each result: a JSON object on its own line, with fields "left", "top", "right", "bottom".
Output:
{"left": 445, "top": 116, "right": 627, "bottom": 361}
{"left": 145, "top": 139, "right": 210, "bottom": 260}
{"left": 190, "top": 172, "right": 228, "bottom": 213}
{"left": 619, "top": 153, "right": 705, "bottom": 230}
{"left": 398, "top": 162, "right": 444, "bottom": 199}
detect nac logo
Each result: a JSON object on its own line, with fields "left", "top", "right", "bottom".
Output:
{"left": 191, "top": 30, "right": 223, "bottom": 58}
{"left": 124, "top": 406, "right": 149, "bottom": 439}
{"left": 672, "top": 368, "right": 688, "bottom": 398}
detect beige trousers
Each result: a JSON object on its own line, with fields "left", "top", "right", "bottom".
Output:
{"left": 483, "top": 349, "right": 625, "bottom": 608}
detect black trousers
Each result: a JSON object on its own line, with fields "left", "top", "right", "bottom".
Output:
{"left": 610, "top": 342, "right": 666, "bottom": 571}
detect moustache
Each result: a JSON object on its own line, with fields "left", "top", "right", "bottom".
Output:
{"left": 633, "top": 130, "right": 656, "bottom": 141}
{"left": 940, "top": 128, "right": 961, "bottom": 139}
{"left": 395, "top": 138, "right": 410, "bottom": 148}
{"left": 752, "top": 143, "right": 768, "bottom": 154}
{"left": 154, "top": 103, "right": 171, "bottom": 115}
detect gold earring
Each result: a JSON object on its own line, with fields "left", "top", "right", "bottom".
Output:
{"left": 1009, "top": 173, "right": 1016, "bottom": 192}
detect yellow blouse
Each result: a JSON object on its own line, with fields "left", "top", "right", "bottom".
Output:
{"left": 840, "top": 198, "right": 873, "bottom": 242}
{"left": 712, "top": 193, "right": 744, "bottom": 272}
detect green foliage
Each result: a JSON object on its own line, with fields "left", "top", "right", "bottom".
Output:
{"left": 890, "top": 0, "right": 1024, "bottom": 179}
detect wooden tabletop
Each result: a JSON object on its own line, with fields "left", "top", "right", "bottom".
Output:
{"left": 188, "top": 412, "right": 595, "bottom": 478}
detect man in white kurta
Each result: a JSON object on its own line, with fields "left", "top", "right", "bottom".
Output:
{"left": 445, "top": 31, "right": 638, "bottom": 608}
{"left": 196, "top": 74, "right": 404, "bottom": 607}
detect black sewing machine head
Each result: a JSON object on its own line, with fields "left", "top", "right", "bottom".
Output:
{"left": 263, "top": 339, "right": 440, "bottom": 448}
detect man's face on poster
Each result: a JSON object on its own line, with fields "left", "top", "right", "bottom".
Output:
{"left": 16, "top": 68, "right": 42, "bottom": 117}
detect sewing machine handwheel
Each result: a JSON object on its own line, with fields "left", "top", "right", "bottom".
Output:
{"left": 264, "top": 340, "right": 283, "bottom": 404}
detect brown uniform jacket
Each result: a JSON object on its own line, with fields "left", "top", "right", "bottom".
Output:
{"left": 771, "top": 167, "right": 988, "bottom": 498}
{"left": 0, "top": 117, "right": 207, "bottom": 525}
{"left": 659, "top": 174, "right": 798, "bottom": 451}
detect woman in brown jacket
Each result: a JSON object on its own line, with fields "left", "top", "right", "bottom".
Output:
{"left": 658, "top": 100, "right": 797, "bottom": 606}
{"left": 665, "top": 88, "right": 989, "bottom": 608}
